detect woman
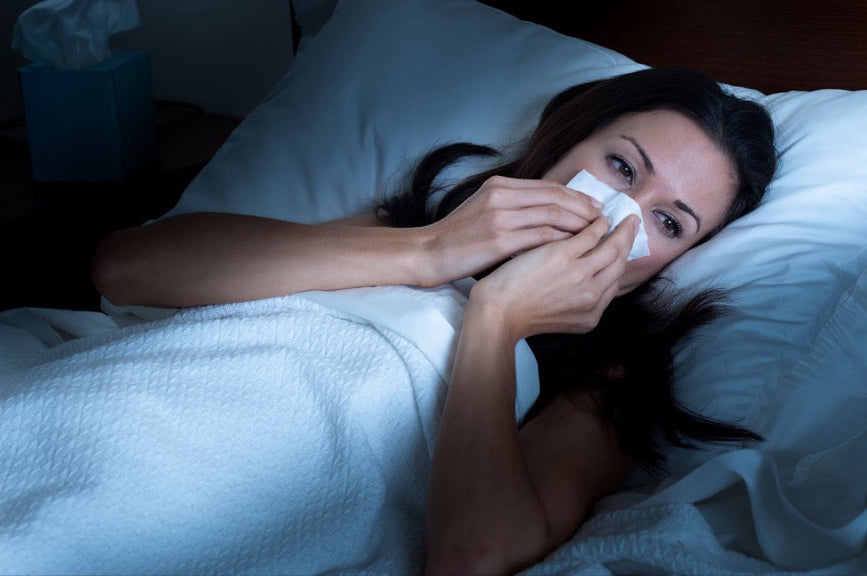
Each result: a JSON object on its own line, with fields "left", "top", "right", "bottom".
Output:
{"left": 92, "top": 67, "right": 776, "bottom": 574}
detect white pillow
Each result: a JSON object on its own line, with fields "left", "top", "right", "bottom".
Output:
{"left": 666, "top": 87, "right": 867, "bottom": 458}
{"left": 166, "top": 0, "right": 867, "bottom": 474}
{"left": 166, "top": 0, "right": 642, "bottom": 224}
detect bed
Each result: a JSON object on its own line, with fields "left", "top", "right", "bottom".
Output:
{"left": 1, "top": 0, "right": 865, "bottom": 573}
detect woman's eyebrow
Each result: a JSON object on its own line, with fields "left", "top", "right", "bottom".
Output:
{"left": 620, "top": 135, "right": 654, "bottom": 173}
{"left": 620, "top": 134, "right": 702, "bottom": 233}
{"left": 675, "top": 200, "right": 702, "bottom": 233}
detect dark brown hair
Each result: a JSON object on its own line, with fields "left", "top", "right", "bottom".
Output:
{"left": 382, "top": 67, "right": 775, "bottom": 236}
{"left": 380, "top": 67, "right": 775, "bottom": 468}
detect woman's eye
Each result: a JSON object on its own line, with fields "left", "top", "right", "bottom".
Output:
{"left": 653, "top": 210, "right": 683, "bottom": 238}
{"left": 610, "top": 156, "right": 634, "bottom": 185}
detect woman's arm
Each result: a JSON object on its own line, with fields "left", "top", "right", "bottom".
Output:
{"left": 425, "top": 216, "right": 638, "bottom": 575}
{"left": 92, "top": 176, "right": 601, "bottom": 308}
{"left": 92, "top": 212, "right": 429, "bottom": 307}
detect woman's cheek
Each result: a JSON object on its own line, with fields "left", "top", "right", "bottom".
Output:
{"left": 620, "top": 260, "right": 651, "bottom": 293}
{"left": 621, "top": 251, "right": 668, "bottom": 291}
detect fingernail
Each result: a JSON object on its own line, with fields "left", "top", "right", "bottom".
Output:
{"left": 632, "top": 216, "right": 641, "bottom": 234}
{"left": 591, "top": 198, "right": 604, "bottom": 210}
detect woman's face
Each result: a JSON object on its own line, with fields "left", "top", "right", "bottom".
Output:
{"left": 544, "top": 109, "right": 737, "bottom": 292}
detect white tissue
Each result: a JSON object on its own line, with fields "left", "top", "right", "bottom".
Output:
{"left": 12, "top": 0, "right": 140, "bottom": 69}
{"left": 566, "top": 170, "right": 650, "bottom": 260}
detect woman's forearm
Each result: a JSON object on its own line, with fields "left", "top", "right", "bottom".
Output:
{"left": 425, "top": 220, "right": 637, "bottom": 574}
{"left": 425, "top": 298, "right": 551, "bottom": 575}
{"left": 92, "top": 212, "right": 434, "bottom": 308}
{"left": 92, "top": 178, "right": 604, "bottom": 309}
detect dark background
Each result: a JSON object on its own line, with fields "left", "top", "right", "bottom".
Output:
{"left": 2, "top": 0, "right": 864, "bottom": 312}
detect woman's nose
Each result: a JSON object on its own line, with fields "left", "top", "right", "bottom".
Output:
{"left": 626, "top": 189, "right": 650, "bottom": 221}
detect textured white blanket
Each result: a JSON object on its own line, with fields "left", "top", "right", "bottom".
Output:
{"left": 1, "top": 278, "right": 865, "bottom": 574}
{"left": 0, "top": 290, "right": 450, "bottom": 573}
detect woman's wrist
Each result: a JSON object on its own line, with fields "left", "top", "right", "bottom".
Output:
{"left": 465, "top": 285, "right": 524, "bottom": 347}
{"left": 367, "top": 224, "right": 442, "bottom": 288}
{"left": 410, "top": 224, "right": 458, "bottom": 288}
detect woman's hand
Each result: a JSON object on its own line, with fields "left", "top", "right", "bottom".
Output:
{"left": 468, "top": 214, "right": 639, "bottom": 341}
{"left": 418, "top": 175, "right": 603, "bottom": 286}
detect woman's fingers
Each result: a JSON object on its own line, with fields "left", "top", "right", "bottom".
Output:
{"left": 581, "top": 217, "right": 637, "bottom": 294}
{"left": 567, "top": 215, "right": 636, "bottom": 260}
{"left": 557, "top": 215, "right": 614, "bottom": 256}
{"left": 470, "top": 215, "right": 639, "bottom": 338}
{"left": 481, "top": 176, "right": 602, "bottom": 222}
{"left": 424, "top": 176, "right": 611, "bottom": 283}
{"left": 499, "top": 213, "right": 609, "bottom": 260}
{"left": 594, "top": 216, "right": 639, "bottom": 263}
{"left": 548, "top": 215, "right": 635, "bottom": 296}
{"left": 499, "top": 204, "right": 597, "bottom": 234}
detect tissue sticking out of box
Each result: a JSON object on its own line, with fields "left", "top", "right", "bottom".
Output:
{"left": 566, "top": 170, "right": 650, "bottom": 261}
{"left": 12, "top": 0, "right": 140, "bottom": 69}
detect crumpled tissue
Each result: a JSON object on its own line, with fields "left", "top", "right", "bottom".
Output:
{"left": 11, "top": 0, "right": 140, "bottom": 69}
{"left": 567, "top": 169, "right": 650, "bottom": 260}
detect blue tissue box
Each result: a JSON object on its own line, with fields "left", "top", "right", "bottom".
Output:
{"left": 19, "top": 51, "right": 158, "bottom": 181}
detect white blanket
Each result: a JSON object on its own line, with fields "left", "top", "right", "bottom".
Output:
{"left": 0, "top": 288, "right": 455, "bottom": 574}
{"left": 527, "top": 459, "right": 867, "bottom": 576}
{"left": 1, "top": 279, "right": 865, "bottom": 574}
{"left": 1, "top": 282, "right": 546, "bottom": 574}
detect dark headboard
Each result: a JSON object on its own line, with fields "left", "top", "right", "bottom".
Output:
{"left": 481, "top": 0, "right": 867, "bottom": 93}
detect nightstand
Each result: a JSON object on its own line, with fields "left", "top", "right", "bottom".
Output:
{"left": 0, "top": 101, "right": 240, "bottom": 312}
